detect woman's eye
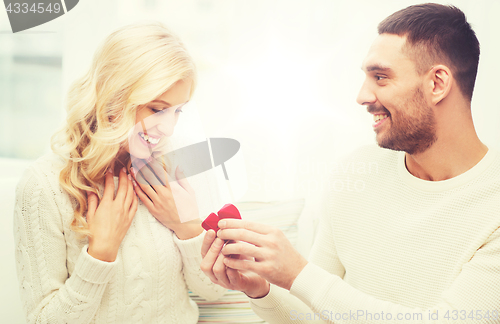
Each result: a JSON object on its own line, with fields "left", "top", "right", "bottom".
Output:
{"left": 150, "top": 108, "right": 164, "bottom": 114}
{"left": 149, "top": 106, "right": 183, "bottom": 114}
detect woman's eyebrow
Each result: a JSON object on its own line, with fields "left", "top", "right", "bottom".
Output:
{"left": 151, "top": 99, "right": 171, "bottom": 107}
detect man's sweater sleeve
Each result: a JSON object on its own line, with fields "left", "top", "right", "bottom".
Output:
{"left": 249, "top": 187, "right": 346, "bottom": 323}
{"left": 285, "top": 225, "right": 500, "bottom": 324}
{"left": 13, "top": 168, "right": 118, "bottom": 324}
{"left": 173, "top": 231, "right": 227, "bottom": 302}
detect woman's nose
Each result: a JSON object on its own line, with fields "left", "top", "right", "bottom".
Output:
{"left": 154, "top": 110, "right": 178, "bottom": 137}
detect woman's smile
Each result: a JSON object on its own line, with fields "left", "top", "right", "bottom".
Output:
{"left": 138, "top": 131, "right": 161, "bottom": 147}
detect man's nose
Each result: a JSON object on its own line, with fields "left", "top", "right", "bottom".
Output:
{"left": 356, "top": 79, "right": 376, "bottom": 106}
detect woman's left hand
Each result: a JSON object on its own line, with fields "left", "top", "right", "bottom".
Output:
{"left": 131, "top": 159, "right": 203, "bottom": 240}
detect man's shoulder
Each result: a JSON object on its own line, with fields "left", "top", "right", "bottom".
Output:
{"left": 480, "top": 147, "right": 500, "bottom": 182}
{"left": 487, "top": 147, "right": 500, "bottom": 167}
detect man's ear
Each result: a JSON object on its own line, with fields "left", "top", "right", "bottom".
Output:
{"left": 426, "top": 65, "right": 452, "bottom": 105}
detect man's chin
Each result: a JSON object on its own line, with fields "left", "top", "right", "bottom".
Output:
{"left": 374, "top": 129, "right": 407, "bottom": 152}
{"left": 375, "top": 137, "right": 435, "bottom": 155}
{"left": 375, "top": 133, "right": 388, "bottom": 148}
{"left": 375, "top": 134, "right": 401, "bottom": 152}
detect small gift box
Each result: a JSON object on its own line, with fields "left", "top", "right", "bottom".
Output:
{"left": 202, "top": 204, "right": 241, "bottom": 231}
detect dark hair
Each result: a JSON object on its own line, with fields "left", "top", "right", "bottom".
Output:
{"left": 378, "top": 3, "right": 480, "bottom": 101}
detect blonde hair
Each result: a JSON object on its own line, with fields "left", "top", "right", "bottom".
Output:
{"left": 51, "top": 21, "right": 197, "bottom": 239}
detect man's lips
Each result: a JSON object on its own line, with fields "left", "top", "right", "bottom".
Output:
{"left": 371, "top": 112, "right": 390, "bottom": 128}
{"left": 366, "top": 105, "right": 390, "bottom": 129}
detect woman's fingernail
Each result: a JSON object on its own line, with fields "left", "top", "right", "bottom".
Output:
{"left": 132, "top": 179, "right": 137, "bottom": 187}
{"left": 122, "top": 167, "right": 126, "bottom": 173}
{"left": 107, "top": 168, "right": 113, "bottom": 174}
{"left": 128, "top": 173, "right": 132, "bottom": 181}
{"left": 130, "top": 167, "right": 136, "bottom": 177}
{"left": 218, "top": 220, "right": 226, "bottom": 228}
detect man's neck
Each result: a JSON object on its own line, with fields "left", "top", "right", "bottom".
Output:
{"left": 404, "top": 129, "right": 488, "bottom": 181}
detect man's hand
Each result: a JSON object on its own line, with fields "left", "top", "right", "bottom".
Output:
{"left": 217, "top": 219, "right": 308, "bottom": 291}
{"left": 200, "top": 230, "right": 270, "bottom": 298}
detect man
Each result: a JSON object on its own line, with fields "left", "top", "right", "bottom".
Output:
{"left": 201, "top": 3, "right": 500, "bottom": 323}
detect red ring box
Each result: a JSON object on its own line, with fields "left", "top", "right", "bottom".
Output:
{"left": 202, "top": 204, "right": 241, "bottom": 232}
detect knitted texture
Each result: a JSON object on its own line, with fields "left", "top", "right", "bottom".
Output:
{"left": 13, "top": 152, "right": 226, "bottom": 324}
{"left": 251, "top": 145, "right": 500, "bottom": 323}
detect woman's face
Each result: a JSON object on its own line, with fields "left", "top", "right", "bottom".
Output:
{"left": 127, "top": 79, "right": 192, "bottom": 159}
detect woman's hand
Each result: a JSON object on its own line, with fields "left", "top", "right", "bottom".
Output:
{"left": 86, "top": 167, "right": 138, "bottom": 262}
{"left": 131, "top": 158, "right": 202, "bottom": 240}
{"left": 200, "top": 230, "right": 270, "bottom": 298}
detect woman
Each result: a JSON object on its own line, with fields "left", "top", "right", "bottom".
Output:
{"left": 13, "top": 21, "right": 225, "bottom": 324}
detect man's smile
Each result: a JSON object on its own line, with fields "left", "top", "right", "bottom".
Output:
{"left": 372, "top": 113, "right": 390, "bottom": 128}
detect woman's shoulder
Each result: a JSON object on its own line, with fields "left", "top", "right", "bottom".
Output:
{"left": 33, "top": 151, "right": 67, "bottom": 171}
{"left": 18, "top": 151, "right": 66, "bottom": 187}
{"left": 16, "top": 151, "right": 74, "bottom": 216}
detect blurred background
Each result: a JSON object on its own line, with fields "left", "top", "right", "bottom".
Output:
{"left": 2, "top": 0, "right": 499, "bottom": 200}
{"left": 1, "top": 0, "right": 499, "bottom": 322}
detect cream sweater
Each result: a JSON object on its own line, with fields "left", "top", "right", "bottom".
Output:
{"left": 13, "top": 152, "right": 226, "bottom": 324}
{"left": 251, "top": 145, "right": 500, "bottom": 323}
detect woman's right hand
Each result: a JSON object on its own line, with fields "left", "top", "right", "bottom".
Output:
{"left": 86, "top": 167, "right": 138, "bottom": 262}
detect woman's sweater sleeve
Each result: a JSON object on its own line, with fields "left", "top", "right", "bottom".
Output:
{"left": 173, "top": 231, "right": 227, "bottom": 302}
{"left": 13, "top": 167, "right": 119, "bottom": 324}
{"left": 170, "top": 159, "right": 226, "bottom": 302}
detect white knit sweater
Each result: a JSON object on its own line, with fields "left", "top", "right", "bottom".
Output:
{"left": 251, "top": 145, "right": 500, "bottom": 323}
{"left": 13, "top": 152, "right": 226, "bottom": 324}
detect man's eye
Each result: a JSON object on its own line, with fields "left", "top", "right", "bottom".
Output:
{"left": 376, "top": 75, "right": 386, "bottom": 81}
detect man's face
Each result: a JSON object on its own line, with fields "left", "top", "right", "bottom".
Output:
{"left": 357, "top": 34, "right": 437, "bottom": 155}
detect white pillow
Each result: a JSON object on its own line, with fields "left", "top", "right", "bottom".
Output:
{"left": 189, "top": 199, "right": 304, "bottom": 324}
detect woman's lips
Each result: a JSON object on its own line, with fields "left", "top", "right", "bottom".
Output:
{"left": 138, "top": 132, "right": 160, "bottom": 148}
